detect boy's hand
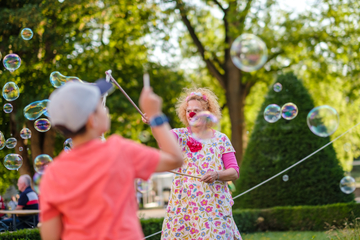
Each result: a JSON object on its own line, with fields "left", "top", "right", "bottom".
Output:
{"left": 141, "top": 113, "right": 150, "bottom": 125}
{"left": 139, "top": 88, "right": 162, "bottom": 119}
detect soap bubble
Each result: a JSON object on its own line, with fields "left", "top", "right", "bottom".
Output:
{"left": 282, "top": 175, "right": 289, "bottom": 182}
{"left": 34, "top": 118, "right": 51, "bottom": 132}
{"left": 264, "top": 104, "right": 281, "bottom": 123}
{"left": 24, "top": 99, "right": 50, "bottom": 120}
{"left": 136, "top": 179, "right": 152, "bottom": 193}
{"left": 340, "top": 176, "right": 356, "bottom": 194}
{"left": 0, "top": 132, "right": 5, "bottom": 150}
{"left": 138, "top": 131, "right": 151, "bottom": 142}
{"left": 3, "top": 54, "right": 21, "bottom": 72}
{"left": 344, "top": 143, "right": 351, "bottom": 152}
{"left": 34, "top": 154, "right": 53, "bottom": 174}
{"left": 189, "top": 111, "right": 219, "bottom": 141}
{"left": 20, "top": 128, "right": 31, "bottom": 139}
{"left": 281, "top": 103, "right": 298, "bottom": 120}
{"left": 19, "top": 147, "right": 23, "bottom": 151}
{"left": 230, "top": 33, "right": 268, "bottom": 72}
{"left": 2, "top": 82, "right": 20, "bottom": 101}
{"left": 307, "top": 105, "right": 339, "bottom": 137}
{"left": 21, "top": 28, "right": 33, "bottom": 40}
{"left": 3, "top": 103, "right": 13, "bottom": 113}
{"left": 5, "top": 138, "right": 17, "bottom": 149}
{"left": 33, "top": 173, "right": 42, "bottom": 194}
{"left": 3, "top": 154, "right": 23, "bottom": 170}
{"left": 64, "top": 138, "right": 73, "bottom": 151}
{"left": 50, "top": 71, "right": 83, "bottom": 88}
{"left": 273, "top": 83, "right": 282, "bottom": 92}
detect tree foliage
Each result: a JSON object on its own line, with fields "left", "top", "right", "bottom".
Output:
{"left": 234, "top": 73, "right": 353, "bottom": 208}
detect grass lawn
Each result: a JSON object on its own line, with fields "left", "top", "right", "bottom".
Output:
{"left": 242, "top": 231, "right": 329, "bottom": 240}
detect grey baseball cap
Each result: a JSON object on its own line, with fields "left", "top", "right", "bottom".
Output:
{"left": 47, "top": 79, "right": 113, "bottom": 132}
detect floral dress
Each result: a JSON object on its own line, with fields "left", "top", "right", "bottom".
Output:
{"left": 161, "top": 128, "right": 242, "bottom": 240}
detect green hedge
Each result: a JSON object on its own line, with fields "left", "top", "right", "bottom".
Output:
{"left": 1, "top": 202, "right": 359, "bottom": 239}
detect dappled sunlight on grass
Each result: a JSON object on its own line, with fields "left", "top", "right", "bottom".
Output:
{"left": 242, "top": 231, "right": 328, "bottom": 240}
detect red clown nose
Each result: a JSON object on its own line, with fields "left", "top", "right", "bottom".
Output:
{"left": 189, "top": 112, "right": 196, "bottom": 118}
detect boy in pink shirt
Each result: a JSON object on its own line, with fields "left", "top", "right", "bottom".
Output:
{"left": 40, "top": 79, "right": 183, "bottom": 240}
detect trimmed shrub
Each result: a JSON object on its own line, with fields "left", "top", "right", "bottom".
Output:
{"left": 234, "top": 72, "right": 353, "bottom": 208}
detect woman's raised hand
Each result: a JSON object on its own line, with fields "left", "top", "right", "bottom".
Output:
{"left": 200, "top": 171, "right": 218, "bottom": 183}
{"left": 141, "top": 113, "right": 150, "bottom": 125}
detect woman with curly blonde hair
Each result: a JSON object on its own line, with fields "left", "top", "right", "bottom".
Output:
{"left": 143, "top": 87, "right": 241, "bottom": 240}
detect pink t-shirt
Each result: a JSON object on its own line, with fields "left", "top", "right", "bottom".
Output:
{"left": 40, "top": 135, "right": 160, "bottom": 240}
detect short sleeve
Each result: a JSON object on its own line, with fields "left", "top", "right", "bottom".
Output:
{"left": 39, "top": 170, "right": 61, "bottom": 222}
{"left": 220, "top": 133, "right": 235, "bottom": 154}
{"left": 17, "top": 193, "right": 28, "bottom": 207}
{"left": 121, "top": 138, "right": 160, "bottom": 180}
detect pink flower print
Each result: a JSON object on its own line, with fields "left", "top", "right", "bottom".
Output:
{"left": 210, "top": 147, "right": 214, "bottom": 154}
{"left": 197, "top": 154, "right": 204, "bottom": 159}
{"left": 221, "top": 195, "right": 225, "bottom": 199}
{"left": 220, "top": 230, "right": 226, "bottom": 235}
{"left": 175, "top": 189, "right": 179, "bottom": 194}
{"left": 215, "top": 221, "right": 221, "bottom": 227}
{"left": 205, "top": 206, "right": 213, "bottom": 213}
{"left": 218, "top": 154, "right": 221, "bottom": 158}
{"left": 213, "top": 229, "right": 218, "bottom": 233}
{"left": 216, "top": 185, "right": 221, "bottom": 191}
{"left": 219, "top": 146, "right": 225, "bottom": 153}
{"left": 172, "top": 227, "right": 176, "bottom": 232}
{"left": 227, "top": 147, "right": 231, "bottom": 152}
{"left": 175, "top": 180, "right": 180, "bottom": 186}
{"left": 189, "top": 185, "right": 194, "bottom": 189}
{"left": 196, "top": 191, "right": 203, "bottom": 196}
{"left": 184, "top": 215, "right": 191, "bottom": 221}
{"left": 216, "top": 204, "right": 220, "bottom": 209}
{"left": 196, "top": 170, "right": 200, "bottom": 174}
{"left": 167, "top": 223, "right": 171, "bottom": 229}
{"left": 200, "top": 199, "right": 208, "bottom": 206}
{"left": 178, "top": 225, "right": 184, "bottom": 231}
{"left": 221, "top": 136, "right": 226, "bottom": 142}
{"left": 187, "top": 190, "right": 191, "bottom": 196}
{"left": 187, "top": 153, "right": 193, "bottom": 158}
{"left": 205, "top": 222, "right": 210, "bottom": 229}
{"left": 190, "top": 201, "right": 196, "bottom": 206}
{"left": 188, "top": 163, "right": 192, "bottom": 167}
{"left": 176, "top": 208, "right": 181, "bottom": 214}
{"left": 218, "top": 166, "right": 222, "bottom": 170}
{"left": 215, "top": 194, "right": 219, "bottom": 198}
{"left": 193, "top": 207, "right": 198, "bottom": 213}
{"left": 190, "top": 228, "right": 198, "bottom": 235}
{"left": 201, "top": 162, "right": 209, "bottom": 169}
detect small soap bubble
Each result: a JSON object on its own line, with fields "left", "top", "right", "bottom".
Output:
{"left": 21, "top": 28, "right": 33, "bottom": 40}
{"left": 5, "top": 138, "right": 17, "bottom": 149}
{"left": 2, "top": 82, "right": 20, "bottom": 101}
{"left": 3, "top": 103, "right": 13, "bottom": 113}
{"left": 282, "top": 175, "right": 289, "bottom": 182}
{"left": 3, "top": 54, "right": 21, "bottom": 72}
{"left": 34, "top": 154, "right": 53, "bottom": 174}
{"left": 138, "top": 131, "right": 151, "bottom": 142}
{"left": 344, "top": 143, "right": 351, "bottom": 152}
{"left": 307, "top": 105, "right": 339, "bottom": 137}
{"left": 0, "top": 132, "right": 5, "bottom": 150}
{"left": 50, "top": 71, "right": 82, "bottom": 88}
{"left": 340, "top": 176, "right": 356, "bottom": 194}
{"left": 230, "top": 33, "right": 268, "bottom": 72}
{"left": 20, "top": 128, "right": 31, "bottom": 139}
{"left": 24, "top": 99, "right": 50, "bottom": 120}
{"left": 281, "top": 103, "right": 298, "bottom": 120}
{"left": 3, "top": 154, "right": 23, "bottom": 170}
{"left": 136, "top": 179, "right": 152, "bottom": 193}
{"left": 189, "top": 111, "right": 218, "bottom": 141}
{"left": 19, "top": 147, "right": 23, "bottom": 151}
{"left": 64, "top": 138, "right": 73, "bottom": 151}
{"left": 264, "top": 104, "right": 281, "bottom": 123}
{"left": 33, "top": 173, "right": 42, "bottom": 194}
{"left": 34, "top": 118, "right": 51, "bottom": 132}
{"left": 273, "top": 83, "right": 282, "bottom": 92}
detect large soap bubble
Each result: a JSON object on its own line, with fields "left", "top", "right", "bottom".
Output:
{"left": 189, "top": 111, "right": 219, "bottom": 141}
{"left": 34, "top": 154, "right": 53, "bottom": 174}
{"left": 24, "top": 99, "right": 50, "bottom": 120}
{"left": 33, "top": 173, "right": 42, "bottom": 194}
{"left": 281, "top": 103, "right": 298, "bottom": 120}
{"left": 0, "top": 131, "right": 5, "bottom": 150}
{"left": 3, "top": 103, "right": 13, "bottom": 113}
{"left": 4, "top": 154, "right": 23, "bottom": 170}
{"left": 230, "top": 33, "right": 268, "bottom": 72}
{"left": 307, "top": 105, "right": 339, "bottom": 137}
{"left": 5, "top": 138, "right": 17, "bottom": 149}
{"left": 50, "top": 71, "right": 83, "bottom": 88}
{"left": 136, "top": 179, "right": 152, "bottom": 193}
{"left": 64, "top": 138, "right": 73, "bottom": 151}
{"left": 339, "top": 176, "right": 356, "bottom": 194}
{"left": 20, "top": 128, "right": 31, "bottom": 139}
{"left": 264, "top": 104, "right": 281, "bottom": 123}
{"left": 2, "top": 82, "right": 20, "bottom": 101}
{"left": 138, "top": 131, "right": 151, "bottom": 142}
{"left": 21, "top": 28, "right": 33, "bottom": 40}
{"left": 3, "top": 54, "right": 21, "bottom": 72}
{"left": 34, "top": 118, "right": 51, "bottom": 132}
